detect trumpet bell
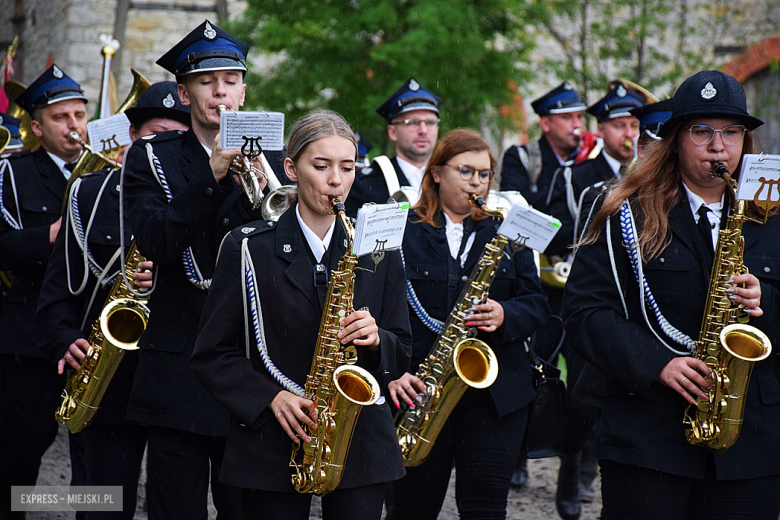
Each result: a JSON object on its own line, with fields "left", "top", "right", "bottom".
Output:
{"left": 262, "top": 185, "right": 297, "bottom": 221}
{"left": 0, "top": 126, "right": 10, "bottom": 155}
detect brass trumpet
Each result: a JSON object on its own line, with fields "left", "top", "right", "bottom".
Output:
{"left": 217, "top": 104, "right": 296, "bottom": 219}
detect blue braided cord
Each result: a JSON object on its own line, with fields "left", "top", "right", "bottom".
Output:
{"left": 146, "top": 143, "right": 211, "bottom": 290}
{"left": 619, "top": 201, "right": 695, "bottom": 353}
{"left": 0, "top": 159, "right": 21, "bottom": 230}
{"left": 242, "top": 238, "right": 304, "bottom": 396}
{"left": 69, "top": 181, "right": 114, "bottom": 284}
{"left": 399, "top": 248, "right": 444, "bottom": 334}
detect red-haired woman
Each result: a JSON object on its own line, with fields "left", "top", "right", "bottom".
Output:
{"left": 386, "top": 128, "right": 550, "bottom": 519}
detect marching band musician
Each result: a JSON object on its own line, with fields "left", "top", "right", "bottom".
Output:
{"left": 385, "top": 129, "right": 550, "bottom": 520}
{"left": 562, "top": 70, "right": 780, "bottom": 519}
{"left": 190, "top": 109, "right": 412, "bottom": 519}
{"left": 35, "top": 81, "right": 191, "bottom": 520}
{"left": 121, "top": 20, "right": 283, "bottom": 519}
{"left": 344, "top": 77, "right": 441, "bottom": 215}
{"left": 0, "top": 65, "right": 88, "bottom": 520}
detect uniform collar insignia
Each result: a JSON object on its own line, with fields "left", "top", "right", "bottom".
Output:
{"left": 700, "top": 82, "right": 717, "bottom": 100}
{"left": 343, "top": 239, "right": 348, "bottom": 249}
{"left": 204, "top": 22, "right": 217, "bottom": 40}
{"left": 52, "top": 65, "right": 64, "bottom": 79}
{"left": 162, "top": 93, "right": 175, "bottom": 108}
{"left": 242, "top": 226, "right": 256, "bottom": 234}
{"left": 409, "top": 79, "right": 420, "bottom": 91}
{"left": 283, "top": 244, "right": 292, "bottom": 253}
{"left": 616, "top": 85, "right": 627, "bottom": 98}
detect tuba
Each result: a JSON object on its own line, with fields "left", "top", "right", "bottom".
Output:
{"left": 290, "top": 197, "right": 381, "bottom": 495}
{"left": 216, "top": 104, "right": 297, "bottom": 217}
{"left": 55, "top": 242, "right": 151, "bottom": 433}
{"left": 395, "top": 194, "right": 501, "bottom": 467}
{"left": 682, "top": 162, "right": 772, "bottom": 451}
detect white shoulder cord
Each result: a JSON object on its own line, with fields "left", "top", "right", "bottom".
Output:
{"left": 0, "top": 159, "right": 23, "bottom": 229}
{"left": 144, "top": 142, "right": 209, "bottom": 290}
{"left": 618, "top": 200, "right": 695, "bottom": 355}
{"left": 241, "top": 237, "right": 304, "bottom": 396}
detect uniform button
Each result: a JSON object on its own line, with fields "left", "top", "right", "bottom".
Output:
{"left": 423, "top": 271, "right": 429, "bottom": 277}
{"left": 659, "top": 257, "right": 665, "bottom": 264}
{"left": 764, "top": 266, "right": 771, "bottom": 273}
{"left": 42, "top": 205, "right": 48, "bottom": 211}
{"left": 461, "top": 275, "right": 469, "bottom": 282}
{"left": 205, "top": 187, "right": 213, "bottom": 196}
{"left": 267, "top": 221, "right": 274, "bottom": 227}
{"left": 106, "top": 235, "right": 112, "bottom": 241}
{"left": 222, "top": 218, "right": 230, "bottom": 227}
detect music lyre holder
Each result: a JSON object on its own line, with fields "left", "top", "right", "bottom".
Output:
{"left": 241, "top": 135, "right": 263, "bottom": 159}
{"left": 100, "top": 134, "right": 121, "bottom": 154}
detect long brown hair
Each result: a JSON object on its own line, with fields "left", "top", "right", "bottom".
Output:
{"left": 584, "top": 121, "right": 756, "bottom": 261}
{"left": 413, "top": 128, "right": 497, "bottom": 228}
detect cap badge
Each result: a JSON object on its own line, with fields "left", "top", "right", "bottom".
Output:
{"left": 616, "top": 85, "right": 627, "bottom": 98}
{"left": 242, "top": 227, "right": 256, "bottom": 234}
{"left": 204, "top": 22, "right": 217, "bottom": 40}
{"left": 162, "top": 93, "right": 175, "bottom": 108}
{"left": 52, "top": 65, "right": 64, "bottom": 79}
{"left": 283, "top": 244, "right": 292, "bottom": 253}
{"left": 700, "top": 82, "right": 717, "bottom": 100}
{"left": 563, "top": 82, "right": 573, "bottom": 90}
{"left": 409, "top": 79, "right": 420, "bottom": 91}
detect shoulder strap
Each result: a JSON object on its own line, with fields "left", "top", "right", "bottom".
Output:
{"left": 525, "top": 140, "right": 544, "bottom": 188}
{"left": 374, "top": 155, "right": 401, "bottom": 197}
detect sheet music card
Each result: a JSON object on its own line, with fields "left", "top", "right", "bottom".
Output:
{"left": 735, "top": 154, "right": 780, "bottom": 206}
{"left": 87, "top": 113, "right": 132, "bottom": 153}
{"left": 219, "top": 110, "right": 285, "bottom": 151}
{"left": 353, "top": 202, "right": 409, "bottom": 257}
{"left": 497, "top": 204, "right": 561, "bottom": 252}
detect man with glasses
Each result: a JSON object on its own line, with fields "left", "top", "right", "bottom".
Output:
{"left": 345, "top": 77, "right": 441, "bottom": 216}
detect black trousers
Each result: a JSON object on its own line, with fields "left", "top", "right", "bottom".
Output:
{"left": 83, "top": 421, "right": 147, "bottom": 520}
{"left": 600, "top": 459, "right": 780, "bottom": 520}
{"left": 145, "top": 425, "right": 242, "bottom": 520}
{"left": 387, "top": 390, "right": 528, "bottom": 520}
{"left": 0, "top": 354, "right": 63, "bottom": 520}
{"left": 242, "top": 483, "right": 385, "bottom": 520}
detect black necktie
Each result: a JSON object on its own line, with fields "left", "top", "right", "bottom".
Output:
{"left": 697, "top": 206, "right": 714, "bottom": 256}
{"left": 618, "top": 164, "right": 628, "bottom": 177}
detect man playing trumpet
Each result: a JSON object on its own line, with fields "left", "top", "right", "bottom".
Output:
{"left": 121, "top": 20, "right": 284, "bottom": 519}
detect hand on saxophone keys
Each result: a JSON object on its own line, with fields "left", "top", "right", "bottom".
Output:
{"left": 388, "top": 372, "right": 427, "bottom": 409}
{"left": 464, "top": 298, "right": 504, "bottom": 332}
{"left": 657, "top": 357, "right": 713, "bottom": 405}
{"left": 133, "top": 260, "right": 155, "bottom": 288}
{"left": 726, "top": 273, "right": 762, "bottom": 316}
{"left": 58, "top": 338, "right": 90, "bottom": 374}
{"left": 338, "top": 310, "right": 380, "bottom": 349}
{"left": 269, "top": 390, "right": 318, "bottom": 443}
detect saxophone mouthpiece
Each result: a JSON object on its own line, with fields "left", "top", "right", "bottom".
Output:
{"left": 711, "top": 161, "right": 730, "bottom": 179}
{"left": 329, "top": 196, "right": 345, "bottom": 215}
{"left": 469, "top": 194, "right": 486, "bottom": 208}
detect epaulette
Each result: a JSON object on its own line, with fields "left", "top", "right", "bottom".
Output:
{"left": 4, "top": 149, "right": 35, "bottom": 160}
{"left": 233, "top": 219, "right": 277, "bottom": 239}
{"left": 138, "top": 129, "right": 186, "bottom": 143}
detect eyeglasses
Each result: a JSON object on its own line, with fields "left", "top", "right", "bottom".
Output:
{"left": 391, "top": 118, "right": 440, "bottom": 129}
{"left": 688, "top": 124, "right": 746, "bottom": 146}
{"left": 446, "top": 164, "right": 493, "bottom": 184}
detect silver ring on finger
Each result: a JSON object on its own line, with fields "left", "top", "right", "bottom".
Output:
{"left": 680, "top": 376, "right": 688, "bottom": 385}
{"left": 487, "top": 320, "right": 491, "bottom": 327}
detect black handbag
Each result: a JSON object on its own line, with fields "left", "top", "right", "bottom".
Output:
{"left": 522, "top": 315, "right": 566, "bottom": 459}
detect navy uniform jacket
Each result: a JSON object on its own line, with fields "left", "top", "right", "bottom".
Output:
{"left": 345, "top": 156, "right": 407, "bottom": 217}
{"left": 403, "top": 211, "right": 551, "bottom": 417}
{"left": 190, "top": 207, "right": 412, "bottom": 491}
{"left": 0, "top": 148, "right": 68, "bottom": 357}
{"left": 562, "top": 193, "right": 780, "bottom": 480}
{"left": 36, "top": 167, "right": 138, "bottom": 425}
{"left": 123, "top": 128, "right": 285, "bottom": 436}
{"left": 570, "top": 152, "right": 614, "bottom": 204}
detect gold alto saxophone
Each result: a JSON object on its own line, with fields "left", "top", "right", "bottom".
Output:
{"left": 682, "top": 162, "right": 772, "bottom": 451}
{"left": 396, "top": 194, "right": 501, "bottom": 467}
{"left": 55, "top": 242, "right": 151, "bottom": 433}
{"left": 290, "top": 197, "right": 381, "bottom": 495}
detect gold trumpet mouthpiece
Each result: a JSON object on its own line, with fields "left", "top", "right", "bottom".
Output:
{"left": 622, "top": 139, "right": 633, "bottom": 150}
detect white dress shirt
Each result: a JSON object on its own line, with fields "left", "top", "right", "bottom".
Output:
{"left": 443, "top": 212, "right": 476, "bottom": 268}
{"left": 296, "top": 204, "right": 336, "bottom": 262}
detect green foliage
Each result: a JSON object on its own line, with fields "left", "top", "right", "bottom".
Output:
{"left": 229, "top": 0, "right": 538, "bottom": 151}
